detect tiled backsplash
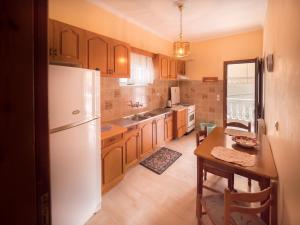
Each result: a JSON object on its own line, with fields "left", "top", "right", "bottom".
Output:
{"left": 101, "top": 77, "right": 223, "bottom": 126}
{"left": 180, "top": 80, "right": 224, "bottom": 127}
{"left": 101, "top": 77, "right": 178, "bottom": 122}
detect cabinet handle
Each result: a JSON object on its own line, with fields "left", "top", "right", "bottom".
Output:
{"left": 53, "top": 49, "right": 57, "bottom": 56}
{"left": 49, "top": 48, "right": 53, "bottom": 56}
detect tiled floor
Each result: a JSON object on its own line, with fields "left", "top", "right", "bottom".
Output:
{"left": 86, "top": 131, "right": 259, "bottom": 225}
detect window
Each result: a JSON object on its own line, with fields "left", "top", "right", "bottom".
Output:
{"left": 119, "top": 52, "right": 154, "bottom": 86}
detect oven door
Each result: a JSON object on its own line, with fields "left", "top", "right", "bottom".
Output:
{"left": 187, "top": 111, "right": 195, "bottom": 127}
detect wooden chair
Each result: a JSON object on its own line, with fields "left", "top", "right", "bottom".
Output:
{"left": 202, "top": 185, "right": 274, "bottom": 225}
{"left": 226, "top": 121, "right": 252, "bottom": 187}
{"left": 196, "top": 127, "right": 234, "bottom": 191}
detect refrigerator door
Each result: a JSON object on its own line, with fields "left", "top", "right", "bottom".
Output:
{"left": 171, "top": 87, "right": 180, "bottom": 105}
{"left": 48, "top": 65, "right": 100, "bottom": 131}
{"left": 50, "top": 118, "right": 101, "bottom": 225}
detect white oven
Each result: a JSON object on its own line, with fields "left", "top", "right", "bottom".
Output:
{"left": 186, "top": 105, "right": 195, "bottom": 132}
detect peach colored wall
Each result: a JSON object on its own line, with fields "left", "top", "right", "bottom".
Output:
{"left": 186, "top": 30, "right": 263, "bottom": 80}
{"left": 48, "top": 0, "right": 172, "bottom": 55}
{"left": 263, "top": 0, "right": 300, "bottom": 224}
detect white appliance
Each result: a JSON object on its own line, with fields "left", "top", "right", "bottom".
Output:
{"left": 171, "top": 87, "right": 180, "bottom": 105}
{"left": 170, "top": 87, "right": 196, "bottom": 133}
{"left": 48, "top": 65, "right": 101, "bottom": 225}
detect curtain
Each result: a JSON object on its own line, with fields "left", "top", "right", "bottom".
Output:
{"left": 120, "top": 52, "right": 154, "bottom": 86}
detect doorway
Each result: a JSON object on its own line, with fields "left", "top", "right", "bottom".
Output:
{"left": 224, "top": 59, "right": 263, "bottom": 131}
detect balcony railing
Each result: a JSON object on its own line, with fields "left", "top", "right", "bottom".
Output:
{"left": 227, "top": 98, "right": 254, "bottom": 123}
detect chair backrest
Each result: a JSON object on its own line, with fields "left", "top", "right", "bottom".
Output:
{"left": 226, "top": 121, "right": 251, "bottom": 132}
{"left": 196, "top": 126, "right": 208, "bottom": 146}
{"left": 224, "top": 184, "right": 273, "bottom": 225}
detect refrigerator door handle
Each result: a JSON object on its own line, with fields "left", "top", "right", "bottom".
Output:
{"left": 50, "top": 115, "right": 100, "bottom": 134}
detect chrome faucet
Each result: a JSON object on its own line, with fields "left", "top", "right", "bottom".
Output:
{"left": 128, "top": 100, "right": 143, "bottom": 108}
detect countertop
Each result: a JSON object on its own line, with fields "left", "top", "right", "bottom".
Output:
{"left": 107, "top": 107, "right": 173, "bottom": 128}
{"left": 101, "top": 123, "right": 127, "bottom": 140}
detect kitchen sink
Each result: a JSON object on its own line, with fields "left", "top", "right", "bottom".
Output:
{"left": 130, "top": 114, "right": 152, "bottom": 121}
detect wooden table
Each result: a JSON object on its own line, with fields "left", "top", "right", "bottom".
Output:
{"left": 194, "top": 127, "right": 278, "bottom": 225}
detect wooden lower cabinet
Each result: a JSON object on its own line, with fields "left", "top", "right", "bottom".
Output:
{"left": 165, "top": 113, "right": 174, "bottom": 141}
{"left": 155, "top": 116, "right": 165, "bottom": 147}
{"left": 124, "top": 127, "right": 140, "bottom": 170}
{"left": 174, "top": 109, "right": 187, "bottom": 138}
{"left": 102, "top": 139, "right": 125, "bottom": 193}
{"left": 139, "top": 120, "right": 154, "bottom": 158}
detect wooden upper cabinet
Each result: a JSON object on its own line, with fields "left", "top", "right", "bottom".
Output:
{"left": 177, "top": 60, "right": 186, "bottom": 75}
{"left": 50, "top": 20, "right": 85, "bottom": 66}
{"left": 111, "top": 41, "right": 130, "bottom": 78}
{"left": 86, "top": 31, "right": 110, "bottom": 75}
{"left": 169, "top": 58, "right": 177, "bottom": 79}
{"left": 154, "top": 54, "right": 169, "bottom": 79}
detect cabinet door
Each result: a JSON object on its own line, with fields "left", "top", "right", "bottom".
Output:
{"left": 140, "top": 121, "right": 153, "bottom": 157}
{"left": 52, "top": 20, "right": 85, "bottom": 66}
{"left": 177, "top": 60, "right": 186, "bottom": 75}
{"left": 169, "top": 58, "right": 177, "bottom": 79}
{"left": 165, "top": 115, "right": 174, "bottom": 141}
{"left": 160, "top": 56, "right": 169, "bottom": 79}
{"left": 112, "top": 41, "right": 130, "bottom": 78}
{"left": 102, "top": 143, "right": 124, "bottom": 193}
{"left": 86, "top": 32, "right": 111, "bottom": 75}
{"left": 156, "top": 117, "right": 165, "bottom": 147}
{"left": 124, "top": 130, "right": 139, "bottom": 169}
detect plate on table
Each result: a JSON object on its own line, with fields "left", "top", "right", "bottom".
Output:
{"left": 232, "top": 136, "right": 257, "bottom": 149}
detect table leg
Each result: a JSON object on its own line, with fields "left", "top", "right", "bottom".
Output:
{"left": 259, "top": 178, "right": 271, "bottom": 224}
{"left": 197, "top": 157, "right": 204, "bottom": 222}
{"left": 271, "top": 180, "right": 278, "bottom": 225}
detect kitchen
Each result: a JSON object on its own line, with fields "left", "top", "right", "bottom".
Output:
{"left": 2, "top": 0, "right": 300, "bottom": 225}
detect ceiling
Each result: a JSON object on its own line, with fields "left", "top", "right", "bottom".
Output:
{"left": 89, "top": 0, "right": 267, "bottom": 41}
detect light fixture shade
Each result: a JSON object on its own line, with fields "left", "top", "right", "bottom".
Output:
{"left": 173, "top": 40, "right": 190, "bottom": 58}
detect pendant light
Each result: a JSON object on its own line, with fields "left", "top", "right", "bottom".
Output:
{"left": 173, "top": 1, "right": 190, "bottom": 58}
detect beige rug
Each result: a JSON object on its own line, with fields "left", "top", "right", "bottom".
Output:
{"left": 211, "top": 146, "right": 255, "bottom": 167}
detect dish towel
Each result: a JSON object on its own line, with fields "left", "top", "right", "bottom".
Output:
{"left": 211, "top": 146, "right": 255, "bottom": 167}
{"left": 224, "top": 128, "right": 256, "bottom": 139}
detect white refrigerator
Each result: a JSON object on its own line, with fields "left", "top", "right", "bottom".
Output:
{"left": 48, "top": 65, "right": 101, "bottom": 225}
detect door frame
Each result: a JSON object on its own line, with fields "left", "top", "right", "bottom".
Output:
{"left": 223, "top": 58, "right": 258, "bottom": 130}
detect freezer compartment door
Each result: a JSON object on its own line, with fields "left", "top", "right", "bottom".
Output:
{"left": 48, "top": 65, "right": 100, "bottom": 130}
{"left": 50, "top": 118, "right": 101, "bottom": 225}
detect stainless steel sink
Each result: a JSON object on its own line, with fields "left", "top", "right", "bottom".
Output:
{"left": 130, "top": 114, "right": 151, "bottom": 121}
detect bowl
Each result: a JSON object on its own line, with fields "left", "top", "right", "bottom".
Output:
{"left": 232, "top": 136, "right": 257, "bottom": 148}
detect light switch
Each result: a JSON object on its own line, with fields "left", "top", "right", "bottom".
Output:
{"left": 216, "top": 94, "right": 220, "bottom": 101}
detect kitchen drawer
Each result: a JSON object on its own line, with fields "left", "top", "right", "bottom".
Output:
{"left": 102, "top": 133, "right": 123, "bottom": 148}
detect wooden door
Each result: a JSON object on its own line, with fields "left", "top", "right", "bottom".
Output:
{"left": 140, "top": 121, "right": 154, "bottom": 157}
{"left": 48, "top": 19, "right": 54, "bottom": 62}
{"left": 165, "top": 114, "right": 174, "bottom": 141}
{"left": 112, "top": 41, "right": 130, "bottom": 78}
{"left": 155, "top": 117, "right": 165, "bottom": 147}
{"left": 2, "top": 0, "right": 50, "bottom": 224}
{"left": 169, "top": 58, "right": 177, "bottom": 79}
{"left": 86, "top": 31, "right": 111, "bottom": 75}
{"left": 160, "top": 56, "right": 169, "bottom": 79}
{"left": 124, "top": 129, "right": 139, "bottom": 170}
{"left": 102, "top": 142, "right": 125, "bottom": 193}
{"left": 52, "top": 20, "right": 85, "bottom": 66}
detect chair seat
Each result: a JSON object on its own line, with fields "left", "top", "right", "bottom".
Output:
{"left": 201, "top": 194, "right": 266, "bottom": 225}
